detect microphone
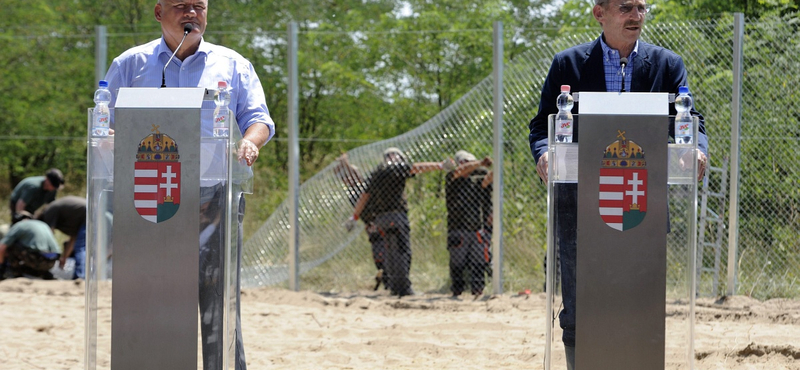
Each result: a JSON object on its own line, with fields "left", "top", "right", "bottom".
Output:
{"left": 619, "top": 57, "right": 628, "bottom": 92}
{"left": 161, "top": 23, "right": 194, "bottom": 88}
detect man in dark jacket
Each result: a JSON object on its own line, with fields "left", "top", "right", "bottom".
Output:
{"left": 528, "top": 1, "right": 709, "bottom": 368}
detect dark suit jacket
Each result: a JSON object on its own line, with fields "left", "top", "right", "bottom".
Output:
{"left": 528, "top": 36, "right": 708, "bottom": 164}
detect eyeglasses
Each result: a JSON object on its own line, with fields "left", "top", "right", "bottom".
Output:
{"left": 617, "top": 3, "right": 650, "bottom": 15}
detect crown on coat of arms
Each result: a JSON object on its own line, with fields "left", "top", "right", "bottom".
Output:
{"left": 136, "top": 124, "right": 180, "bottom": 162}
{"left": 601, "top": 130, "right": 646, "bottom": 169}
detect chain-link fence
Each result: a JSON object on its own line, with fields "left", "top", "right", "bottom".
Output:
{"left": 242, "top": 16, "right": 800, "bottom": 300}
{"left": 4, "top": 15, "right": 795, "bottom": 299}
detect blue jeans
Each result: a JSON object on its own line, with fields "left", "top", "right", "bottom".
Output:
{"left": 555, "top": 183, "right": 578, "bottom": 348}
{"left": 73, "top": 225, "right": 87, "bottom": 279}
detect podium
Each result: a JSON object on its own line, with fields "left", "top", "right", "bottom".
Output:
{"left": 544, "top": 93, "right": 698, "bottom": 369}
{"left": 85, "top": 87, "right": 252, "bottom": 370}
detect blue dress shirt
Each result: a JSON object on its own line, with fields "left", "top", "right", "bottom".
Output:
{"left": 600, "top": 37, "right": 637, "bottom": 93}
{"left": 104, "top": 37, "right": 274, "bottom": 141}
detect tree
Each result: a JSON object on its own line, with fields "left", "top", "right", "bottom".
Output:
{"left": 0, "top": 0, "right": 94, "bottom": 192}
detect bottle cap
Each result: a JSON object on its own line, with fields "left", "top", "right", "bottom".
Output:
{"left": 218, "top": 81, "right": 228, "bottom": 89}
{"left": 99, "top": 80, "right": 108, "bottom": 88}
{"left": 560, "top": 85, "right": 571, "bottom": 93}
{"left": 678, "top": 86, "right": 689, "bottom": 94}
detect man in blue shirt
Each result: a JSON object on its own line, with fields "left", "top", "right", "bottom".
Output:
{"left": 528, "top": 1, "right": 709, "bottom": 369}
{"left": 104, "top": 1, "right": 274, "bottom": 369}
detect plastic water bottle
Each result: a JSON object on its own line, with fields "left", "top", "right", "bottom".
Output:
{"left": 675, "top": 86, "right": 693, "bottom": 144}
{"left": 213, "top": 81, "right": 230, "bottom": 137}
{"left": 555, "top": 85, "right": 574, "bottom": 143}
{"left": 92, "top": 80, "right": 111, "bottom": 137}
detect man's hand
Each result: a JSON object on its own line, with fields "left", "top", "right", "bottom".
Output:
{"left": 536, "top": 152, "right": 549, "bottom": 183}
{"left": 481, "top": 156, "right": 493, "bottom": 167}
{"left": 237, "top": 138, "right": 259, "bottom": 166}
{"left": 59, "top": 255, "right": 68, "bottom": 269}
{"left": 239, "top": 123, "right": 270, "bottom": 167}
{"left": 697, "top": 150, "right": 708, "bottom": 181}
{"left": 441, "top": 158, "right": 456, "bottom": 172}
{"left": 679, "top": 149, "right": 708, "bottom": 182}
{"left": 344, "top": 215, "right": 358, "bottom": 232}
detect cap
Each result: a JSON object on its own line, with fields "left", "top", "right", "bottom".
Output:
{"left": 454, "top": 150, "right": 477, "bottom": 164}
{"left": 678, "top": 86, "right": 689, "bottom": 94}
{"left": 383, "top": 147, "right": 406, "bottom": 163}
{"left": 45, "top": 168, "right": 65, "bottom": 187}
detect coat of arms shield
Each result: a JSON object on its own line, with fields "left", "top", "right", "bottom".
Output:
{"left": 599, "top": 131, "right": 648, "bottom": 231}
{"left": 133, "top": 131, "right": 181, "bottom": 223}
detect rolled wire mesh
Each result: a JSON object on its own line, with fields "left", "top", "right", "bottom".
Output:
{"left": 237, "top": 18, "right": 799, "bottom": 299}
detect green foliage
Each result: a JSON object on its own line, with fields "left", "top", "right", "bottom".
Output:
{"left": 650, "top": 0, "right": 800, "bottom": 20}
{"left": 0, "top": 0, "right": 94, "bottom": 194}
{"left": 2, "top": 0, "right": 798, "bottom": 297}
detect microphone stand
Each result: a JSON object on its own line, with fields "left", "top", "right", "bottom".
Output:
{"left": 161, "top": 24, "right": 194, "bottom": 88}
{"left": 620, "top": 57, "right": 628, "bottom": 93}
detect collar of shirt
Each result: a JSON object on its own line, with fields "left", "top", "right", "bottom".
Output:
{"left": 157, "top": 37, "right": 210, "bottom": 66}
{"left": 600, "top": 35, "right": 638, "bottom": 92}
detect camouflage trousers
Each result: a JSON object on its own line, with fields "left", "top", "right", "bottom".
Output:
{"left": 3, "top": 244, "right": 58, "bottom": 279}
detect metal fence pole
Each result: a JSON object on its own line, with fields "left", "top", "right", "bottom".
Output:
{"left": 288, "top": 22, "right": 300, "bottom": 291}
{"left": 95, "top": 25, "right": 107, "bottom": 84}
{"left": 492, "top": 21, "right": 504, "bottom": 294}
{"left": 726, "top": 13, "right": 744, "bottom": 296}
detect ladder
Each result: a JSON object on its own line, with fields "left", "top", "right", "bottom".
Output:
{"left": 696, "top": 157, "right": 729, "bottom": 297}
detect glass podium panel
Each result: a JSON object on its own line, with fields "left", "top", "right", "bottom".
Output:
{"left": 544, "top": 114, "right": 698, "bottom": 370}
{"left": 85, "top": 107, "right": 251, "bottom": 370}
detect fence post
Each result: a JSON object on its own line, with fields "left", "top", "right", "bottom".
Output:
{"left": 288, "top": 22, "right": 300, "bottom": 291}
{"left": 726, "top": 13, "right": 744, "bottom": 296}
{"left": 95, "top": 25, "right": 107, "bottom": 84}
{"left": 492, "top": 21, "right": 504, "bottom": 294}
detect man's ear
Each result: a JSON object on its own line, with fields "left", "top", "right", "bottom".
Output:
{"left": 154, "top": 4, "right": 162, "bottom": 22}
{"left": 592, "top": 4, "right": 604, "bottom": 25}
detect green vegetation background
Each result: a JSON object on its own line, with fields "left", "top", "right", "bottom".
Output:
{"left": 2, "top": 0, "right": 798, "bottom": 297}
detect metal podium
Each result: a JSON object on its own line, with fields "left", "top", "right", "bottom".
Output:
{"left": 544, "top": 92, "right": 698, "bottom": 369}
{"left": 85, "top": 87, "right": 253, "bottom": 370}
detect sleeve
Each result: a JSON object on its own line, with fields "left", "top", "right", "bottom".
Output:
{"left": 103, "top": 58, "right": 127, "bottom": 129}
{"left": 18, "top": 182, "right": 35, "bottom": 204}
{"left": 40, "top": 208, "right": 58, "bottom": 230}
{"left": 234, "top": 61, "right": 274, "bottom": 143}
{"left": 529, "top": 55, "right": 563, "bottom": 164}
{"left": 401, "top": 162, "right": 414, "bottom": 179}
{"left": 0, "top": 227, "right": 16, "bottom": 246}
{"left": 363, "top": 170, "right": 377, "bottom": 196}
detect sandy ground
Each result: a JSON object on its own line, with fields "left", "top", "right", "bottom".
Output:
{"left": 1, "top": 279, "right": 798, "bottom": 370}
